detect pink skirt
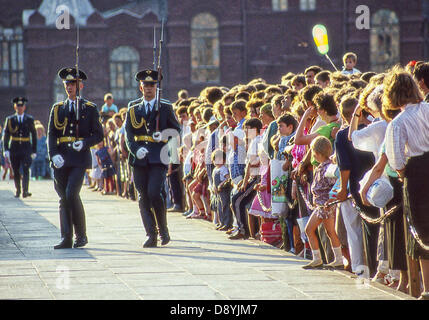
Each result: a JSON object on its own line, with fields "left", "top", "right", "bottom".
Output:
{"left": 249, "top": 190, "right": 274, "bottom": 218}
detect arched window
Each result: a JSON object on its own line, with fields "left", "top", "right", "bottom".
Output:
{"left": 0, "top": 26, "right": 25, "bottom": 87}
{"left": 272, "top": 0, "right": 288, "bottom": 11}
{"left": 191, "top": 13, "right": 220, "bottom": 83}
{"left": 300, "top": 0, "right": 316, "bottom": 11}
{"left": 109, "top": 46, "right": 140, "bottom": 100}
{"left": 370, "top": 10, "right": 400, "bottom": 73}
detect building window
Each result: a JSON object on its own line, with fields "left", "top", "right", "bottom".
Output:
{"left": 300, "top": 0, "right": 316, "bottom": 11}
{"left": 0, "top": 26, "right": 25, "bottom": 87}
{"left": 370, "top": 10, "right": 400, "bottom": 73}
{"left": 109, "top": 46, "right": 140, "bottom": 101}
{"left": 191, "top": 13, "right": 220, "bottom": 83}
{"left": 272, "top": 0, "right": 288, "bottom": 11}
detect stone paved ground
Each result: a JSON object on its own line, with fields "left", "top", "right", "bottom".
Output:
{"left": 0, "top": 179, "right": 414, "bottom": 300}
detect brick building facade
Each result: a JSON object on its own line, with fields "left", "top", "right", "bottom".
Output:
{"left": 0, "top": 0, "right": 428, "bottom": 126}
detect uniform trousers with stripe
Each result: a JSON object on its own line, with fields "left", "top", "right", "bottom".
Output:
{"left": 53, "top": 166, "right": 87, "bottom": 242}
{"left": 133, "top": 164, "right": 168, "bottom": 239}
{"left": 10, "top": 152, "right": 32, "bottom": 194}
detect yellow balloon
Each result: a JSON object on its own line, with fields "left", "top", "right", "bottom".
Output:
{"left": 312, "top": 24, "right": 329, "bottom": 55}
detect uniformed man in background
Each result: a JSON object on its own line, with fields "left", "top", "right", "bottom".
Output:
{"left": 125, "top": 69, "right": 181, "bottom": 248}
{"left": 47, "top": 67, "right": 103, "bottom": 249}
{"left": 2, "top": 97, "right": 37, "bottom": 198}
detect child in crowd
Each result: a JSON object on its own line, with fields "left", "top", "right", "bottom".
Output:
{"left": 95, "top": 140, "right": 116, "bottom": 195}
{"left": 100, "top": 93, "right": 118, "bottom": 119}
{"left": 187, "top": 128, "right": 209, "bottom": 219}
{"left": 211, "top": 149, "right": 232, "bottom": 231}
{"left": 303, "top": 136, "right": 343, "bottom": 269}
{"left": 271, "top": 113, "right": 299, "bottom": 250}
{"left": 341, "top": 52, "right": 361, "bottom": 75}
{"left": 272, "top": 113, "right": 298, "bottom": 160}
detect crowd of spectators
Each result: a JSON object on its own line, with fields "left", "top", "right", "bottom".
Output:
{"left": 2, "top": 51, "right": 429, "bottom": 300}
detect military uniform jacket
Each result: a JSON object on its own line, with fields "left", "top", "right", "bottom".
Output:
{"left": 47, "top": 98, "right": 103, "bottom": 169}
{"left": 125, "top": 98, "right": 181, "bottom": 167}
{"left": 2, "top": 113, "right": 37, "bottom": 156}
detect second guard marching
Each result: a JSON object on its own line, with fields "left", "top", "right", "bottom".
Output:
{"left": 125, "top": 69, "right": 181, "bottom": 247}
{"left": 2, "top": 97, "right": 37, "bottom": 198}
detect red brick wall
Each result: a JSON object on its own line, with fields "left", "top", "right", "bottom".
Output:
{"left": 0, "top": 0, "right": 426, "bottom": 127}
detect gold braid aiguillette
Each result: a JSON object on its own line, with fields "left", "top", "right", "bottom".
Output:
{"left": 130, "top": 106, "right": 146, "bottom": 130}
{"left": 53, "top": 105, "right": 68, "bottom": 135}
{"left": 7, "top": 118, "right": 18, "bottom": 134}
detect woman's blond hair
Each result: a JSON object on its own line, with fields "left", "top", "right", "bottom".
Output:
{"left": 382, "top": 65, "right": 423, "bottom": 119}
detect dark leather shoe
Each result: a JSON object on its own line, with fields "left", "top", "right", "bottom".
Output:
{"left": 23, "top": 192, "right": 32, "bottom": 198}
{"left": 14, "top": 192, "right": 20, "bottom": 198}
{"left": 143, "top": 237, "right": 157, "bottom": 248}
{"left": 161, "top": 234, "right": 170, "bottom": 246}
{"left": 218, "top": 225, "right": 230, "bottom": 231}
{"left": 54, "top": 239, "right": 73, "bottom": 249}
{"left": 73, "top": 236, "right": 88, "bottom": 248}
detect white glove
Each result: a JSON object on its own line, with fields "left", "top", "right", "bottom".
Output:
{"left": 73, "top": 141, "right": 83, "bottom": 152}
{"left": 4, "top": 151, "right": 10, "bottom": 161}
{"left": 152, "top": 132, "right": 162, "bottom": 143}
{"left": 136, "top": 147, "right": 149, "bottom": 160}
{"left": 52, "top": 154, "right": 65, "bottom": 169}
{"left": 31, "top": 153, "right": 37, "bottom": 160}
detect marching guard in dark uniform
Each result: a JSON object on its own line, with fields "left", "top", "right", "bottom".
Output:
{"left": 125, "top": 69, "right": 181, "bottom": 247}
{"left": 47, "top": 67, "right": 103, "bottom": 249}
{"left": 2, "top": 97, "right": 37, "bottom": 198}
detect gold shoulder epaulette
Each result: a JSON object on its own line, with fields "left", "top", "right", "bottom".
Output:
{"left": 84, "top": 101, "right": 97, "bottom": 108}
{"left": 128, "top": 102, "right": 140, "bottom": 110}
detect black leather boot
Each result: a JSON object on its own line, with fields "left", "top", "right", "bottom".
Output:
{"left": 160, "top": 233, "right": 170, "bottom": 246}
{"left": 143, "top": 236, "right": 157, "bottom": 248}
{"left": 73, "top": 236, "right": 88, "bottom": 248}
{"left": 54, "top": 237, "right": 73, "bottom": 249}
{"left": 55, "top": 205, "right": 73, "bottom": 249}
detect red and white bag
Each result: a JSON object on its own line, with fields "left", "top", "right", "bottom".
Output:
{"left": 260, "top": 220, "right": 282, "bottom": 245}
